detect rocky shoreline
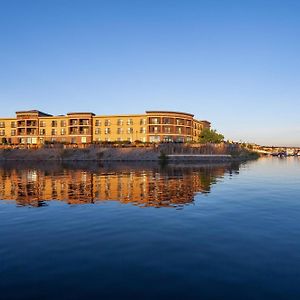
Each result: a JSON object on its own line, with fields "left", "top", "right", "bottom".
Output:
{"left": 0, "top": 147, "right": 259, "bottom": 162}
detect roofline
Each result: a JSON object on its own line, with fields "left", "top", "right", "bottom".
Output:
{"left": 16, "top": 110, "right": 53, "bottom": 117}
{"left": 94, "top": 114, "right": 146, "bottom": 118}
{"left": 145, "top": 111, "right": 194, "bottom": 117}
{"left": 67, "top": 112, "right": 95, "bottom": 116}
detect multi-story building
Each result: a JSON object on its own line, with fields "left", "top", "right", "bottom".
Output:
{"left": 0, "top": 110, "right": 210, "bottom": 145}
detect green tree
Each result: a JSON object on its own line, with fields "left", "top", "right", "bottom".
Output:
{"left": 198, "top": 128, "right": 224, "bottom": 144}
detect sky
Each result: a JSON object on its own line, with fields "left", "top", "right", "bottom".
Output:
{"left": 0, "top": 0, "right": 299, "bottom": 146}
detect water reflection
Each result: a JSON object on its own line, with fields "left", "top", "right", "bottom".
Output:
{"left": 0, "top": 162, "right": 240, "bottom": 207}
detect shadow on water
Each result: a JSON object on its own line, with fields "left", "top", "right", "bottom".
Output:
{"left": 0, "top": 161, "right": 241, "bottom": 208}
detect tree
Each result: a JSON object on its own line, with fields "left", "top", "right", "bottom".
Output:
{"left": 198, "top": 128, "right": 224, "bottom": 144}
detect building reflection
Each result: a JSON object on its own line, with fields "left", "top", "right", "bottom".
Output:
{"left": 0, "top": 162, "right": 240, "bottom": 207}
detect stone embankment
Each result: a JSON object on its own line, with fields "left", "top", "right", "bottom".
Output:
{"left": 0, "top": 148, "right": 157, "bottom": 161}
{"left": 0, "top": 144, "right": 259, "bottom": 162}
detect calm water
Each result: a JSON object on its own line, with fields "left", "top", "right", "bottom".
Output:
{"left": 0, "top": 158, "right": 299, "bottom": 300}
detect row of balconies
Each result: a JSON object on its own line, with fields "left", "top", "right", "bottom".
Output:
{"left": 0, "top": 128, "right": 194, "bottom": 136}
{"left": 148, "top": 118, "right": 192, "bottom": 126}
{"left": 40, "top": 120, "right": 91, "bottom": 127}
{"left": 95, "top": 119, "right": 147, "bottom": 127}
{"left": 14, "top": 120, "right": 92, "bottom": 128}
{"left": 15, "top": 129, "right": 91, "bottom": 136}
{"left": 69, "top": 119, "right": 91, "bottom": 126}
{"left": 7, "top": 119, "right": 195, "bottom": 128}
{"left": 148, "top": 126, "right": 192, "bottom": 135}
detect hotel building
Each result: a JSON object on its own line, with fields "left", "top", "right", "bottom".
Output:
{"left": 0, "top": 110, "right": 210, "bottom": 145}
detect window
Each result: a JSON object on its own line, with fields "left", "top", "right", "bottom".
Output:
{"left": 104, "top": 119, "right": 111, "bottom": 126}
{"left": 26, "top": 120, "right": 36, "bottom": 127}
{"left": 117, "top": 119, "right": 123, "bottom": 126}
{"left": 95, "top": 120, "right": 101, "bottom": 126}
{"left": 61, "top": 128, "right": 66, "bottom": 135}
{"left": 95, "top": 128, "right": 101, "bottom": 134}
{"left": 140, "top": 127, "right": 146, "bottom": 134}
{"left": 163, "top": 118, "right": 172, "bottom": 124}
{"left": 163, "top": 136, "right": 173, "bottom": 142}
{"left": 80, "top": 119, "right": 89, "bottom": 125}
{"left": 117, "top": 128, "right": 123, "bottom": 134}
{"left": 0, "top": 130, "right": 5, "bottom": 136}
{"left": 39, "top": 129, "right": 46, "bottom": 135}
{"left": 176, "top": 127, "right": 183, "bottom": 134}
{"left": 164, "top": 127, "right": 171, "bottom": 133}
{"left": 0, "top": 122, "right": 5, "bottom": 128}
{"left": 149, "top": 136, "right": 161, "bottom": 143}
{"left": 40, "top": 121, "right": 46, "bottom": 127}
{"left": 51, "top": 129, "right": 57, "bottom": 135}
{"left": 176, "top": 137, "right": 185, "bottom": 142}
{"left": 149, "top": 118, "right": 160, "bottom": 124}
{"left": 140, "top": 118, "right": 146, "bottom": 125}
{"left": 18, "top": 121, "right": 25, "bottom": 127}
{"left": 127, "top": 128, "right": 133, "bottom": 134}
{"left": 127, "top": 119, "right": 133, "bottom": 125}
{"left": 81, "top": 137, "right": 87, "bottom": 144}
{"left": 60, "top": 120, "right": 66, "bottom": 127}
{"left": 176, "top": 119, "right": 184, "bottom": 125}
{"left": 70, "top": 119, "right": 78, "bottom": 126}
{"left": 11, "top": 122, "right": 16, "bottom": 128}
{"left": 105, "top": 128, "right": 111, "bottom": 134}
{"left": 51, "top": 121, "right": 57, "bottom": 127}
{"left": 11, "top": 130, "right": 16, "bottom": 136}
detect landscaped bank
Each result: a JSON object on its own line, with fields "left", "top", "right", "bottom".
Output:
{"left": 0, "top": 144, "right": 259, "bottom": 162}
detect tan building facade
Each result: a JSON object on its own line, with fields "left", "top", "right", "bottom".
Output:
{"left": 0, "top": 110, "right": 210, "bottom": 145}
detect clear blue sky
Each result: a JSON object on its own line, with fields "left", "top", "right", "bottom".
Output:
{"left": 0, "top": 0, "right": 299, "bottom": 146}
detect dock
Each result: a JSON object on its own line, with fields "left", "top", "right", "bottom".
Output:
{"left": 167, "top": 154, "right": 232, "bottom": 161}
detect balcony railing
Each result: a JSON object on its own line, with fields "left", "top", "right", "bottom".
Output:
{"left": 69, "top": 120, "right": 79, "bottom": 126}
{"left": 26, "top": 121, "right": 37, "bottom": 127}
{"left": 79, "top": 120, "right": 90, "bottom": 126}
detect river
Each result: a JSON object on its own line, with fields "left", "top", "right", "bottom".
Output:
{"left": 0, "top": 158, "right": 299, "bottom": 299}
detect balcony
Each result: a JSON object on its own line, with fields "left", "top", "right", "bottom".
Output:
{"left": 149, "top": 126, "right": 161, "bottom": 134}
{"left": 69, "top": 120, "right": 79, "bottom": 126}
{"left": 26, "top": 129, "right": 37, "bottom": 135}
{"left": 79, "top": 129, "right": 90, "bottom": 135}
{"left": 70, "top": 129, "right": 79, "bottom": 135}
{"left": 26, "top": 121, "right": 37, "bottom": 127}
{"left": 162, "top": 118, "right": 174, "bottom": 125}
{"left": 149, "top": 118, "right": 161, "bottom": 125}
{"left": 17, "top": 121, "right": 26, "bottom": 127}
{"left": 176, "top": 119, "right": 185, "bottom": 126}
{"left": 17, "top": 130, "right": 26, "bottom": 135}
{"left": 79, "top": 120, "right": 90, "bottom": 126}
